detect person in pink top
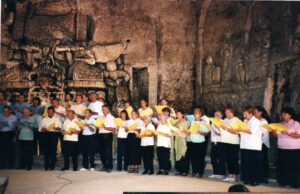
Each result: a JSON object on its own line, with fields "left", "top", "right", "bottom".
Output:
{"left": 272, "top": 107, "right": 300, "bottom": 188}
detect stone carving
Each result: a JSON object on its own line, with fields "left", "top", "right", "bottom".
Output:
{"left": 291, "top": 14, "right": 300, "bottom": 55}
{"left": 70, "top": 61, "right": 104, "bottom": 81}
{"left": 235, "top": 56, "right": 247, "bottom": 84}
{"left": 220, "top": 30, "right": 234, "bottom": 83}
{"left": 203, "top": 56, "right": 221, "bottom": 85}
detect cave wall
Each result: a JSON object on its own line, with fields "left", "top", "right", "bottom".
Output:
{"left": 1, "top": 0, "right": 300, "bottom": 115}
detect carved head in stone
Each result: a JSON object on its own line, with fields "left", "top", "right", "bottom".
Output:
{"left": 107, "top": 61, "right": 117, "bottom": 71}
{"left": 206, "top": 56, "right": 213, "bottom": 65}
{"left": 224, "top": 30, "right": 232, "bottom": 39}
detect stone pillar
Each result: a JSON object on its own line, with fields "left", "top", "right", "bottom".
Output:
{"left": 148, "top": 63, "right": 158, "bottom": 106}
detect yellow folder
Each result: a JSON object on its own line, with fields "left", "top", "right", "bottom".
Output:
{"left": 94, "top": 118, "right": 105, "bottom": 128}
{"left": 201, "top": 122, "right": 211, "bottom": 130}
{"left": 189, "top": 122, "right": 200, "bottom": 134}
{"left": 118, "top": 106, "right": 133, "bottom": 116}
{"left": 230, "top": 119, "right": 250, "bottom": 130}
{"left": 127, "top": 122, "right": 138, "bottom": 131}
{"left": 154, "top": 131, "right": 165, "bottom": 136}
{"left": 262, "top": 123, "right": 288, "bottom": 133}
{"left": 154, "top": 105, "right": 167, "bottom": 114}
{"left": 170, "top": 119, "right": 178, "bottom": 126}
{"left": 136, "top": 129, "right": 154, "bottom": 138}
{"left": 66, "top": 128, "right": 77, "bottom": 135}
{"left": 47, "top": 123, "right": 56, "bottom": 131}
{"left": 74, "top": 120, "right": 86, "bottom": 128}
{"left": 114, "top": 118, "right": 123, "bottom": 127}
{"left": 209, "top": 118, "right": 227, "bottom": 128}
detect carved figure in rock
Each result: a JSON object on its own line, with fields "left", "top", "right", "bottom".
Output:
{"left": 0, "top": 63, "right": 29, "bottom": 82}
{"left": 291, "top": 14, "right": 300, "bottom": 55}
{"left": 204, "top": 56, "right": 221, "bottom": 85}
{"left": 70, "top": 60, "right": 104, "bottom": 81}
{"left": 220, "top": 30, "right": 233, "bottom": 83}
{"left": 235, "top": 57, "right": 247, "bottom": 84}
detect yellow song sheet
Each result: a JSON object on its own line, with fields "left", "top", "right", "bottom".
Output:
{"left": 170, "top": 119, "right": 178, "bottom": 126}
{"left": 114, "top": 118, "right": 123, "bottom": 127}
{"left": 230, "top": 119, "right": 250, "bottom": 130}
{"left": 74, "top": 120, "right": 86, "bottom": 128}
{"left": 209, "top": 118, "right": 227, "bottom": 128}
{"left": 189, "top": 122, "right": 200, "bottom": 134}
{"left": 263, "top": 123, "right": 288, "bottom": 133}
{"left": 127, "top": 122, "right": 138, "bottom": 131}
{"left": 47, "top": 123, "right": 56, "bottom": 131}
{"left": 154, "top": 105, "right": 168, "bottom": 114}
{"left": 136, "top": 129, "right": 154, "bottom": 138}
{"left": 93, "top": 118, "right": 105, "bottom": 128}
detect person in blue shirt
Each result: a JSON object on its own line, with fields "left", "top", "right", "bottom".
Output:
{"left": 0, "top": 105, "right": 17, "bottom": 169}
{"left": 188, "top": 107, "right": 209, "bottom": 178}
{"left": 0, "top": 91, "right": 11, "bottom": 113}
{"left": 12, "top": 94, "right": 30, "bottom": 120}
{"left": 17, "top": 108, "right": 37, "bottom": 170}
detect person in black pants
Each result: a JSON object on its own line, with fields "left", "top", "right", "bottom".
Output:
{"left": 116, "top": 110, "right": 129, "bottom": 171}
{"left": 98, "top": 105, "right": 117, "bottom": 172}
{"left": 39, "top": 106, "right": 62, "bottom": 170}
{"left": 0, "top": 106, "right": 17, "bottom": 169}
{"left": 80, "top": 109, "right": 96, "bottom": 171}
{"left": 61, "top": 110, "right": 81, "bottom": 171}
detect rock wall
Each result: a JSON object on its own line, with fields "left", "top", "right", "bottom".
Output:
{"left": 1, "top": 0, "right": 300, "bottom": 116}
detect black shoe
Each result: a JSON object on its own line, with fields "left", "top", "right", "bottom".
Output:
{"left": 49, "top": 167, "right": 55, "bottom": 171}
{"left": 181, "top": 173, "right": 187, "bottom": 176}
{"left": 164, "top": 171, "right": 169, "bottom": 175}
{"left": 156, "top": 171, "right": 163, "bottom": 175}
{"left": 148, "top": 171, "right": 154, "bottom": 175}
{"left": 142, "top": 170, "right": 148, "bottom": 175}
{"left": 73, "top": 168, "right": 78, "bottom": 171}
{"left": 61, "top": 167, "right": 69, "bottom": 171}
{"left": 45, "top": 168, "right": 49, "bottom": 171}
{"left": 26, "top": 167, "right": 32, "bottom": 171}
{"left": 250, "top": 182, "right": 259, "bottom": 186}
{"left": 106, "top": 169, "right": 112, "bottom": 173}
{"left": 117, "top": 168, "right": 122, "bottom": 171}
{"left": 99, "top": 167, "right": 107, "bottom": 172}
{"left": 17, "top": 166, "right": 25, "bottom": 170}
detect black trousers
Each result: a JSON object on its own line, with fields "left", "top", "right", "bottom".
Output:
{"left": 63, "top": 141, "right": 79, "bottom": 170}
{"left": 81, "top": 135, "right": 96, "bottom": 169}
{"left": 99, "top": 133, "right": 113, "bottom": 169}
{"left": 141, "top": 145, "right": 154, "bottom": 172}
{"left": 186, "top": 142, "right": 192, "bottom": 173}
{"left": 219, "top": 143, "right": 239, "bottom": 175}
{"left": 240, "top": 149, "right": 262, "bottom": 184}
{"left": 277, "top": 149, "right": 300, "bottom": 188}
{"left": 210, "top": 142, "right": 225, "bottom": 175}
{"left": 37, "top": 132, "right": 45, "bottom": 155}
{"left": 117, "top": 138, "right": 128, "bottom": 170}
{"left": 43, "top": 132, "right": 59, "bottom": 170}
{"left": 18, "top": 140, "right": 34, "bottom": 169}
{"left": 0, "top": 131, "right": 15, "bottom": 169}
{"left": 190, "top": 142, "right": 206, "bottom": 175}
{"left": 260, "top": 144, "right": 269, "bottom": 181}
{"left": 157, "top": 147, "right": 170, "bottom": 171}
{"left": 127, "top": 133, "right": 141, "bottom": 165}
{"left": 175, "top": 154, "right": 189, "bottom": 174}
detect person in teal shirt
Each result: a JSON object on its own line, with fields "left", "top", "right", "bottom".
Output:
{"left": 17, "top": 108, "right": 37, "bottom": 170}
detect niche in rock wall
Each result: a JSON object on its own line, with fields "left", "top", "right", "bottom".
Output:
{"left": 132, "top": 67, "right": 149, "bottom": 107}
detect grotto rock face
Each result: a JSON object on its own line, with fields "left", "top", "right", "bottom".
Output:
{"left": 1, "top": 0, "right": 300, "bottom": 116}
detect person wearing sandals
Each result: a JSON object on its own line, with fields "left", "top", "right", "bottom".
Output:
{"left": 171, "top": 110, "right": 190, "bottom": 176}
{"left": 140, "top": 116, "right": 155, "bottom": 175}
{"left": 156, "top": 114, "right": 173, "bottom": 175}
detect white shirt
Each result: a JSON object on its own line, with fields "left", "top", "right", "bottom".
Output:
{"left": 201, "top": 115, "right": 210, "bottom": 124}
{"left": 54, "top": 105, "right": 66, "bottom": 123}
{"left": 39, "top": 116, "right": 62, "bottom": 132}
{"left": 99, "top": 114, "right": 115, "bottom": 134}
{"left": 141, "top": 123, "right": 155, "bottom": 146}
{"left": 70, "top": 103, "right": 86, "bottom": 117}
{"left": 240, "top": 116, "right": 263, "bottom": 151}
{"left": 156, "top": 124, "right": 172, "bottom": 148}
{"left": 127, "top": 118, "right": 144, "bottom": 134}
{"left": 88, "top": 101, "right": 104, "bottom": 117}
{"left": 259, "top": 118, "right": 270, "bottom": 148}
{"left": 62, "top": 118, "right": 81, "bottom": 141}
{"left": 211, "top": 123, "right": 221, "bottom": 143}
{"left": 117, "top": 120, "right": 128, "bottom": 138}
{"left": 82, "top": 116, "right": 97, "bottom": 136}
{"left": 220, "top": 117, "right": 240, "bottom": 145}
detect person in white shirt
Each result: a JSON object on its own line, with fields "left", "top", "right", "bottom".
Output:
{"left": 116, "top": 110, "right": 129, "bottom": 171}
{"left": 39, "top": 106, "right": 62, "bottom": 170}
{"left": 70, "top": 94, "right": 86, "bottom": 119}
{"left": 140, "top": 116, "right": 155, "bottom": 175}
{"left": 88, "top": 92, "right": 104, "bottom": 117}
{"left": 156, "top": 114, "right": 172, "bottom": 175}
{"left": 209, "top": 111, "right": 226, "bottom": 179}
{"left": 189, "top": 108, "right": 209, "bottom": 178}
{"left": 51, "top": 98, "right": 66, "bottom": 155}
{"left": 160, "top": 98, "right": 176, "bottom": 118}
{"left": 238, "top": 106, "right": 263, "bottom": 186}
{"left": 61, "top": 110, "right": 81, "bottom": 171}
{"left": 126, "top": 110, "right": 143, "bottom": 173}
{"left": 254, "top": 106, "right": 270, "bottom": 183}
{"left": 220, "top": 105, "right": 240, "bottom": 182}
{"left": 79, "top": 109, "right": 97, "bottom": 171}
{"left": 97, "top": 105, "right": 116, "bottom": 172}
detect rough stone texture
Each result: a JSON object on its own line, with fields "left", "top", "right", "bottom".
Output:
{"left": 1, "top": 0, "right": 300, "bottom": 116}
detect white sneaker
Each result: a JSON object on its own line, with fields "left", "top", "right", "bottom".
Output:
{"left": 90, "top": 168, "right": 95, "bottom": 171}
{"left": 223, "top": 177, "right": 236, "bottom": 183}
{"left": 208, "top": 174, "right": 218, "bottom": 178}
{"left": 80, "top": 168, "right": 87, "bottom": 171}
{"left": 215, "top": 175, "right": 225, "bottom": 179}
{"left": 223, "top": 177, "right": 232, "bottom": 182}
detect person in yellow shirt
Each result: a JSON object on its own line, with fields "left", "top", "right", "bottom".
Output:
{"left": 138, "top": 99, "right": 153, "bottom": 118}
